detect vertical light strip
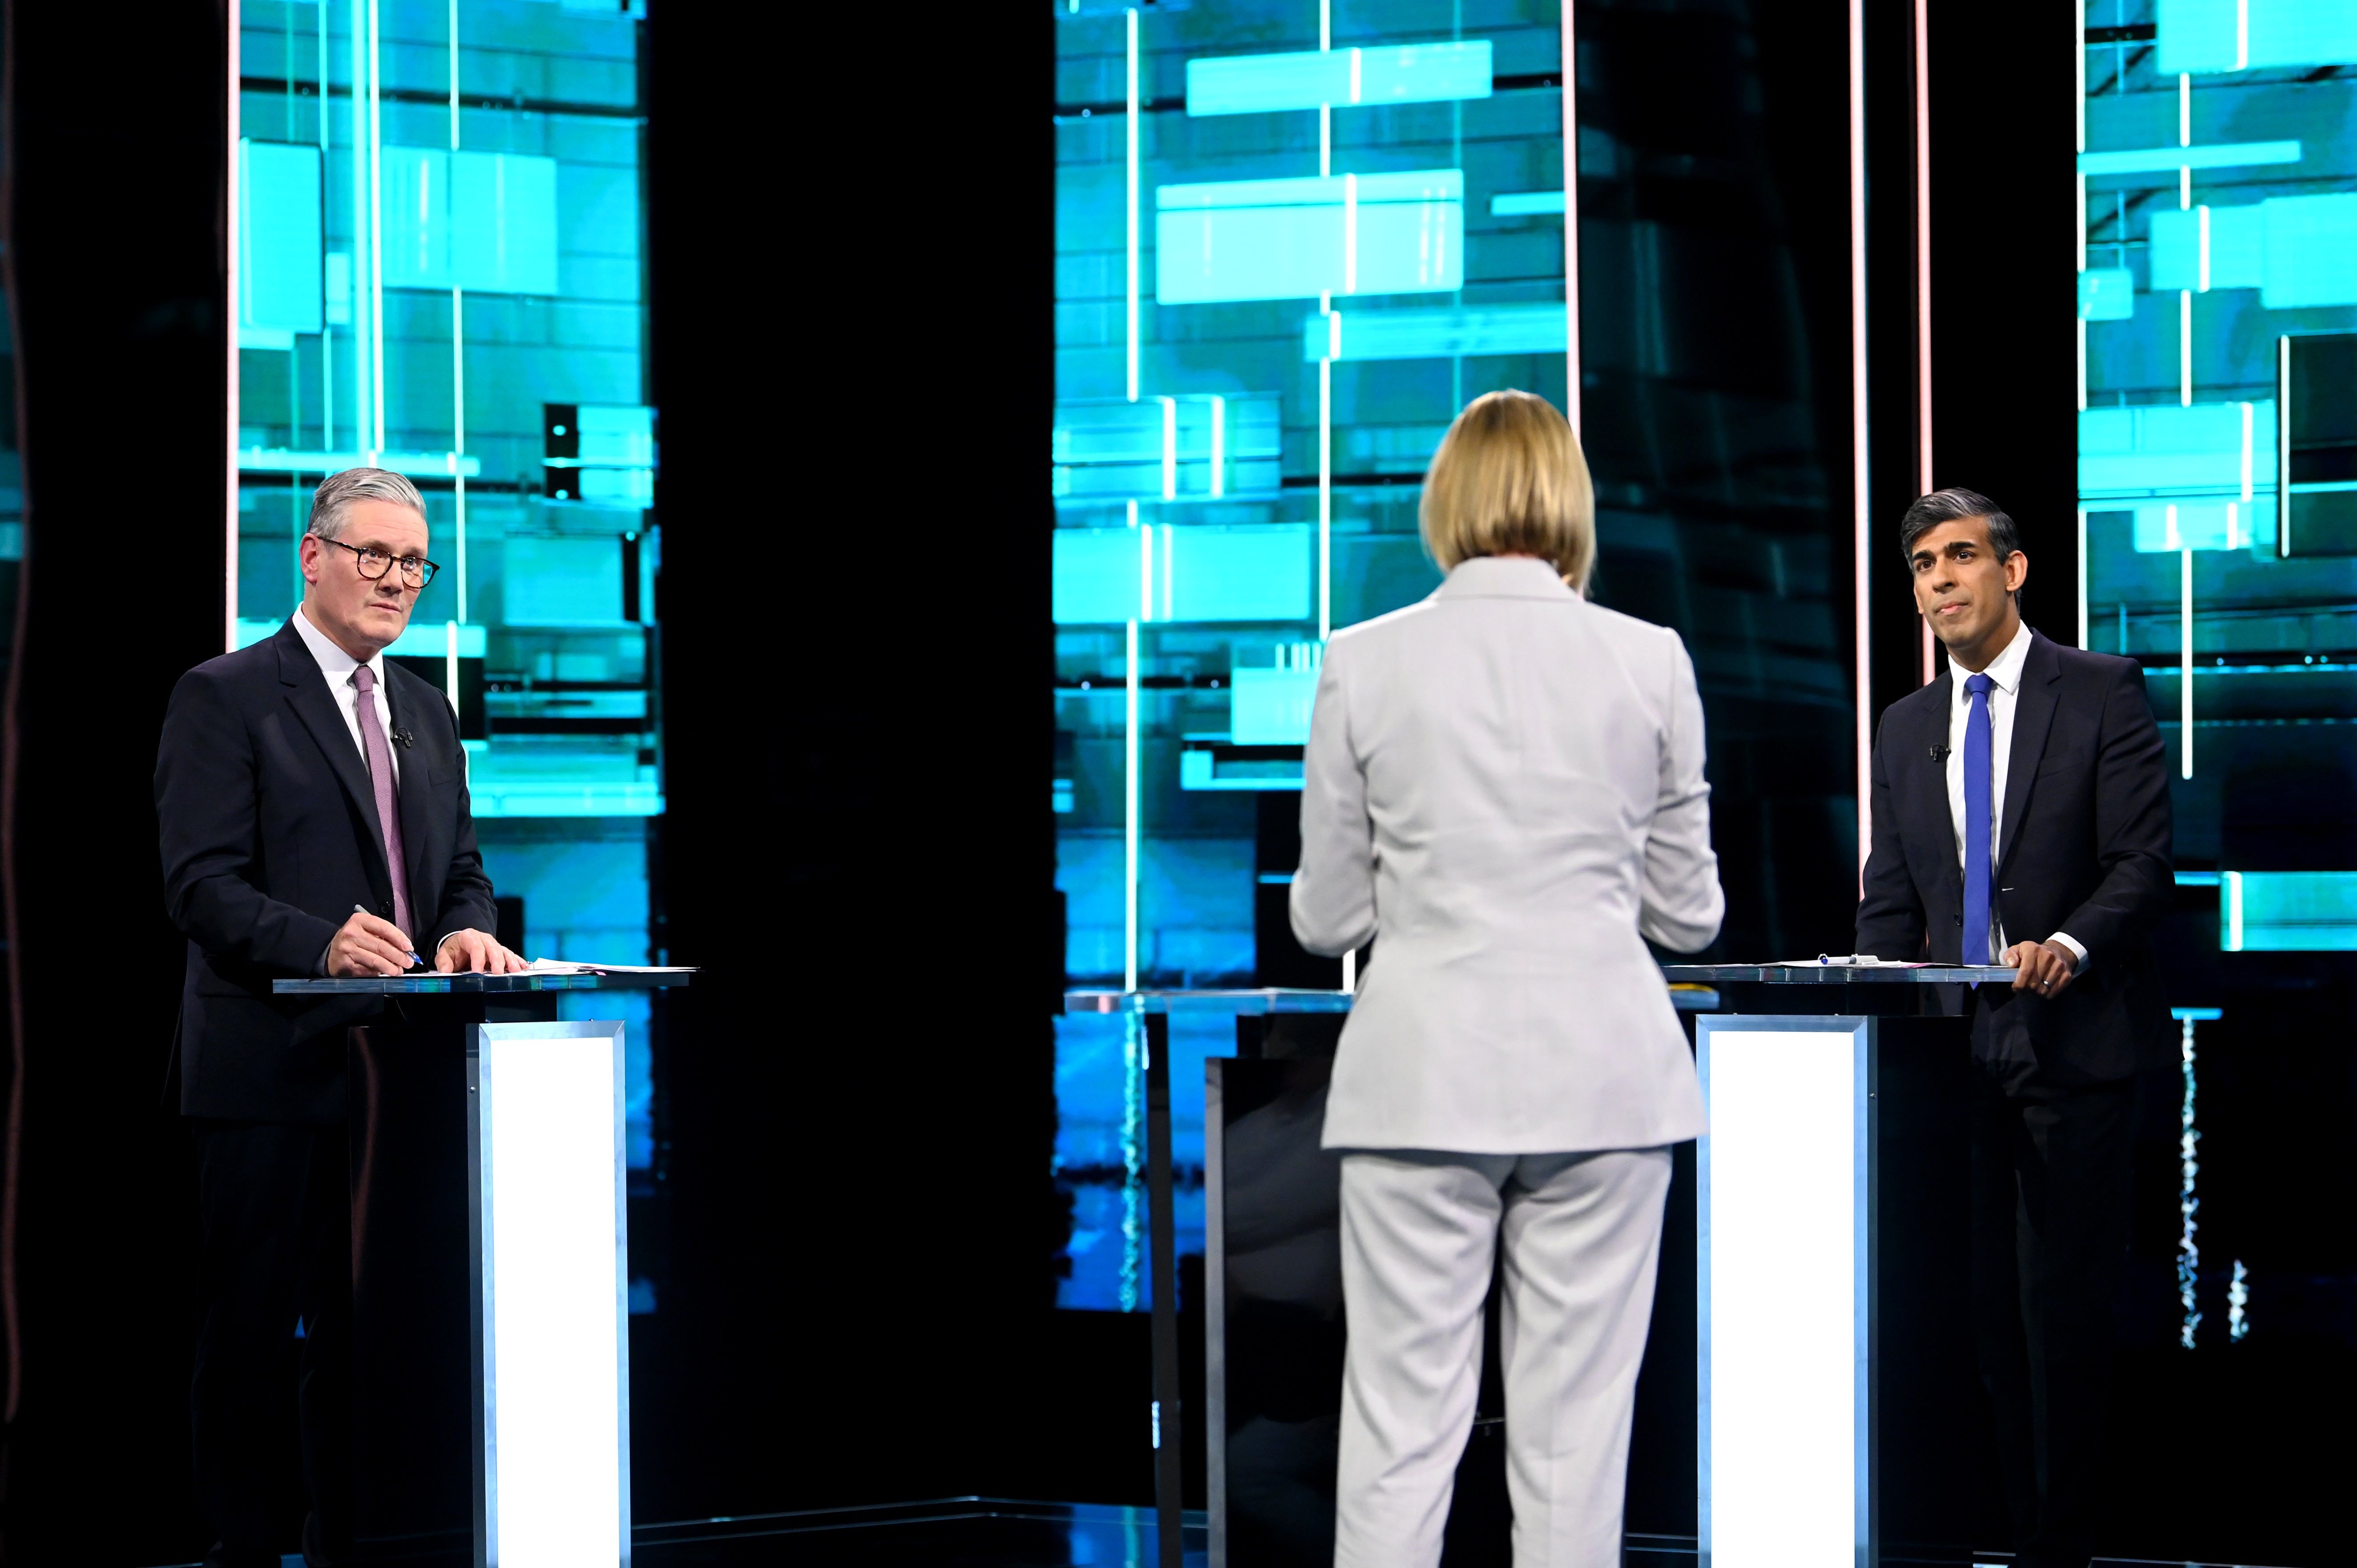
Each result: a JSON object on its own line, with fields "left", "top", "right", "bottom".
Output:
{"left": 1342, "top": 947, "right": 1356, "bottom": 993}
{"left": 1320, "top": 0, "right": 1332, "bottom": 176}
{"left": 1161, "top": 525, "right": 1174, "bottom": 621}
{"left": 2181, "top": 544, "right": 2194, "bottom": 778}
{"left": 2181, "top": 291, "right": 2194, "bottom": 407}
{"left": 1126, "top": 9, "right": 1141, "bottom": 405}
{"left": 367, "top": 0, "right": 385, "bottom": 455}
{"left": 317, "top": 0, "right": 333, "bottom": 454}
{"left": 2077, "top": 508, "right": 2090, "bottom": 650}
{"left": 349, "top": 0, "right": 370, "bottom": 460}
{"left": 2197, "top": 204, "right": 2212, "bottom": 292}
{"left": 451, "top": 0, "right": 467, "bottom": 621}
{"left": 1131, "top": 502, "right": 1150, "bottom": 990}
{"left": 2280, "top": 335, "right": 2293, "bottom": 552}
{"left": 1208, "top": 394, "right": 1226, "bottom": 499}
{"left": 226, "top": 2, "right": 242, "bottom": 652}
{"left": 1319, "top": 354, "right": 1332, "bottom": 641}
{"left": 1158, "top": 395, "right": 1177, "bottom": 500}
{"left": 2225, "top": 870, "right": 2244, "bottom": 950}
{"left": 1348, "top": 46, "right": 1362, "bottom": 104}
{"left": 1849, "top": 0, "right": 1871, "bottom": 873}
{"left": 1914, "top": 0, "right": 1935, "bottom": 686}
{"left": 445, "top": 620, "right": 461, "bottom": 721}
{"left": 1342, "top": 173, "right": 1359, "bottom": 295}
{"left": 1561, "top": 0, "right": 1583, "bottom": 437}
{"left": 2240, "top": 400, "right": 2255, "bottom": 505}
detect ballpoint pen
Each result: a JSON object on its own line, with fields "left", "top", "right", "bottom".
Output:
{"left": 355, "top": 904, "right": 424, "bottom": 968}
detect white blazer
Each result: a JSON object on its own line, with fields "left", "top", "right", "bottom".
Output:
{"left": 1292, "top": 556, "right": 1723, "bottom": 1153}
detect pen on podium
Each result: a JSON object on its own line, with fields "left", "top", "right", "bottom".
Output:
{"left": 355, "top": 904, "right": 424, "bottom": 968}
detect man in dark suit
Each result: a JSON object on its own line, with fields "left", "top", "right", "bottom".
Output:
{"left": 1856, "top": 488, "right": 2172, "bottom": 1568}
{"left": 155, "top": 468, "right": 524, "bottom": 1568}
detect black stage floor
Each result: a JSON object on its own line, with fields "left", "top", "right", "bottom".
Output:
{"left": 145, "top": 1505, "right": 2291, "bottom": 1568}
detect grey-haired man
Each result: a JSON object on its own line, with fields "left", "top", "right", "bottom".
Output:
{"left": 155, "top": 468, "right": 524, "bottom": 1567}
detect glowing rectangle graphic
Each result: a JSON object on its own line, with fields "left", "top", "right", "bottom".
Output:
{"left": 1229, "top": 666, "right": 1319, "bottom": 744}
{"left": 2149, "top": 198, "right": 2357, "bottom": 306}
{"left": 2159, "top": 0, "right": 2357, "bottom": 73}
{"left": 2078, "top": 267, "right": 2136, "bottom": 320}
{"left": 238, "top": 139, "right": 323, "bottom": 341}
{"left": 1186, "top": 40, "right": 1492, "bottom": 115}
{"left": 469, "top": 1021, "right": 630, "bottom": 1567}
{"left": 1697, "top": 1019, "right": 1866, "bottom": 1561}
{"left": 2220, "top": 871, "right": 2357, "bottom": 950}
{"left": 2080, "top": 402, "right": 2279, "bottom": 551}
{"left": 1490, "top": 190, "right": 1566, "bottom": 216}
{"left": 1053, "top": 394, "right": 1283, "bottom": 501}
{"left": 381, "top": 147, "right": 560, "bottom": 295}
{"left": 1054, "top": 525, "right": 1313, "bottom": 624}
{"left": 1302, "top": 304, "right": 1567, "bottom": 362}
{"left": 2075, "top": 140, "right": 2301, "bottom": 176}
{"left": 1156, "top": 171, "right": 1463, "bottom": 304}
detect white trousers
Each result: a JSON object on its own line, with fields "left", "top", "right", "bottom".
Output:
{"left": 1333, "top": 1146, "right": 1673, "bottom": 1568}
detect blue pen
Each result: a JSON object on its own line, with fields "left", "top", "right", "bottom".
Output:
{"left": 355, "top": 904, "right": 424, "bottom": 968}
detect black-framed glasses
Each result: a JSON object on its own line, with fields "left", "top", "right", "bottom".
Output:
{"left": 318, "top": 535, "right": 440, "bottom": 589}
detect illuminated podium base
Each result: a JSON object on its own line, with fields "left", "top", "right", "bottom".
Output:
{"left": 279, "top": 970, "right": 686, "bottom": 1567}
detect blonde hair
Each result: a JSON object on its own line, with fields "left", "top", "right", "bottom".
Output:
{"left": 1418, "top": 390, "right": 1596, "bottom": 591}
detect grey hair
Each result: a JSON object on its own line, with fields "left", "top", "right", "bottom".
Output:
{"left": 307, "top": 467, "right": 427, "bottom": 541}
{"left": 1900, "top": 487, "right": 2021, "bottom": 564}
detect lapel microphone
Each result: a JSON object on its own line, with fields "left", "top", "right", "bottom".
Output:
{"left": 393, "top": 729, "right": 416, "bottom": 749}
{"left": 1929, "top": 744, "right": 1950, "bottom": 762}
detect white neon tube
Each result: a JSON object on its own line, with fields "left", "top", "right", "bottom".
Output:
{"left": 367, "top": 0, "right": 386, "bottom": 456}
{"left": 1849, "top": 0, "right": 1869, "bottom": 869}
{"left": 2182, "top": 546, "right": 2194, "bottom": 778}
{"left": 1126, "top": 8, "right": 1140, "bottom": 405}
{"left": 1562, "top": 0, "right": 1583, "bottom": 437}
{"left": 1318, "top": 353, "right": 1332, "bottom": 642}
{"left": 1126, "top": 501, "right": 1142, "bottom": 992}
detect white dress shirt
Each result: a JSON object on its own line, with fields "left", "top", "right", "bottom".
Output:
{"left": 1944, "top": 619, "right": 2084, "bottom": 969}
{"left": 291, "top": 605, "right": 399, "bottom": 785}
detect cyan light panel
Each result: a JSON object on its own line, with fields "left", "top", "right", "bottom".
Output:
{"left": 2078, "top": 268, "right": 2136, "bottom": 321}
{"left": 2148, "top": 206, "right": 2265, "bottom": 293}
{"left": 382, "top": 147, "right": 560, "bottom": 295}
{"left": 1490, "top": 191, "right": 1566, "bottom": 216}
{"left": 2223, "top": 871, "right": 2357, "bottom": 950}
{"left": 1052, "top": 526, "right": 1313, "bottom": 623}
{"left": 504, "top": 536, "right": 627, "bottom": 626}
{"left": 2129, "top": 498, "right": 2277, "bottom": 552}
{"left": 2076, "top": 141, "right": 2301, "bottom": 176}
{"left": 2160, "top": 0, "right": 2357, "bottom": 73}
{"left": 1303, "top": 303, "right": 1568, "bottom": 362}
{"left": 1052, "top": 394, "right": 1284, "bottom": 500}
{"left": 1167, "top": 526, "right": 1312, "bottom": 621}
{"left": 1229, "top": 668, "right": 1318, "bottom": 744}
{"left": 1054, "top": 528, "right": 1146, "bottom": 623}
{"left": 2263, "top": 194, "right": 2357, "bottom": 309}
{"left": 239, "top": 139, "right": 323, "bottom": 338}
{"left": 1187, "top": 40, "right": 1491, "bottom": 116}
{"left": 2079, "top": 401, "right": 2278, "bottom": 503}
{"left": 1156, "top": 171, "right": 1463, "bottom": 304}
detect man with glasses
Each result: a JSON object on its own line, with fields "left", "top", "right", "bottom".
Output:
{"left": 155, "top": 467, "right": 524, "bottom": 1568}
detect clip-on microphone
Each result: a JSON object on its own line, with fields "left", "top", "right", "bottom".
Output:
{"left": 393, "top": 729, "right": 416, "bottom": 749}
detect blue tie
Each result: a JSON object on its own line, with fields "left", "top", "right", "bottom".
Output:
{"left": 1962, "top": 673, "right": 1995, "bottom": 965}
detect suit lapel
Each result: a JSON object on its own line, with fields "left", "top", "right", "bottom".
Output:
{"left": 276, "top": 625, "right": 389, "bottom": 868}
{"left": 1997, "top": 633, "right": 2061, "bottom": 876}
{"left": 384, "top": 669, "right": 436, "bottom": 915}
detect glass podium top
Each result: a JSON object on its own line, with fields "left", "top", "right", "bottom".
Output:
{"left": 1064, "top": 966, "right": 2015, "bottom": 1015}
{"left": 275, "top": 970, "right": 693, "bottom": 995}
{"left": 1659, "top": 964, "right": 2018, "bottom": 984}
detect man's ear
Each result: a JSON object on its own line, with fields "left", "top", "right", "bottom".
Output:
{"left": 2005, "top": 550, "right": 2029, "bottom": 592}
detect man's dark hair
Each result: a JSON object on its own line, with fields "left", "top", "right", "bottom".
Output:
{"left": 1900, "top": 487, "right": 2022, "bottom": 563}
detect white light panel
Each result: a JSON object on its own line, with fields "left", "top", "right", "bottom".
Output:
{"left": 1698, "top": 1020, "right": 1864, "bottom": 1564}
{"left": 475, "top": 1023, "right": 630, "bottom": 1566}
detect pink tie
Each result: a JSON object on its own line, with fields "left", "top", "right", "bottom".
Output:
{"left": 351, "top": 664, "right": 415, "bottom": 941}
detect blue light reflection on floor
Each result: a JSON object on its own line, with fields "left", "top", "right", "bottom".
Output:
{"left": 1054, "top": 1009, "right": 1234, "bottom": 1310}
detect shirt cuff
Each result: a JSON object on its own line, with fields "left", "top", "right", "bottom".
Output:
{"left": 2047, "top": 931, "right": 2088, "bottom": 972}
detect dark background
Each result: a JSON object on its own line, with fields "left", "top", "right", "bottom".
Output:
{"left": 0, "top": 1, "right": 2341, "bottom": 1564}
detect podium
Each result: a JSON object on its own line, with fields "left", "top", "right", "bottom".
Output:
{"left": 274, "top": 969, "right": 691, "bottom": 1567}
{"left": 1661, "top": 964, "right": 2015, "bottom": 1567}
{"left": 1110, "top": 965, "right": 2011, "bottom": 1568}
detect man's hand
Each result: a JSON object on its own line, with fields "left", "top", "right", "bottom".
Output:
{"left": 436, "top": 928, "right": 526, "bottom": 975}
{"left": 2004, "top": 939, "right": 2079, "bottom": 999}
{"left": 329, "top": 911, "right": 417, "bottom": 977}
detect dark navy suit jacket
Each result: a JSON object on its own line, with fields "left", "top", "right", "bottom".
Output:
{"left": 155, "top": 618, "right": 496, "bottom": 1123}
{"left": 1855, "top": 629, "right": 2175, "bottom": 1081}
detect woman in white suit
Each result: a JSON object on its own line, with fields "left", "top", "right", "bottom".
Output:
{"left": 1291, "top": 390, "right": 1723, "bottom": 1568}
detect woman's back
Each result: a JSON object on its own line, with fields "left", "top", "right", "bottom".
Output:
{"left": 1292, "top": 556, "right": 1721, "bottom": 1154}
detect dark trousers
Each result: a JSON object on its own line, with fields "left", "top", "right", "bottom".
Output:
{"left": 1967, "top": 1035, "right": 2136, "bottom": 1568}
{"left": 191, "top": 1119, "right": 351, "bottom": 1567}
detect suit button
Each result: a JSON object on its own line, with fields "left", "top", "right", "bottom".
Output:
{"left": 1954, "top": 915, "right": 1962, "bottom": 925}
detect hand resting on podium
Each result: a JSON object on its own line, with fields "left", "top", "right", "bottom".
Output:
{"left": 1999, "top": 938, "right": 2079, "bottom": 998}
{"left": 327, "top": 911, "right": 526, "bottom": 976}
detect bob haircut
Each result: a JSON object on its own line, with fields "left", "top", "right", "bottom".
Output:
{"left": 1418, "top": 390, "right": 1597, "bottom": 592}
